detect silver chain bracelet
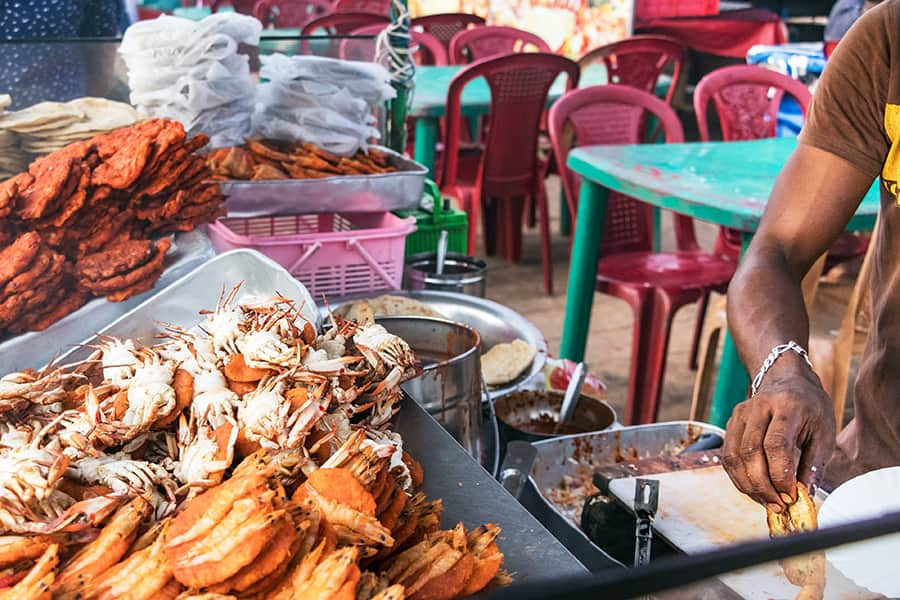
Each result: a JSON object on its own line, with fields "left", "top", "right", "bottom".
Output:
{"left": 750, "top": 341, "right": 813, "bottom": 397}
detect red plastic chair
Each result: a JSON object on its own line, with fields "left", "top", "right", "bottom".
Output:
{"left": 300, "top": 12, "right": 390, "bottom": 56}
{"left": 448, "top": 25, "right": 552, "bottom": 64}
{"left": 549, "top": 86, "right": 737, "bottom": 424}
{"left": 333, "top": 0, "right": 390, "bottom": 14}
{"left": 440, "top": 53, "right": 579, "bottom": 294}
{"left": 253, "top": 0, "right": 331, "bottom": 27}
{"left": 411, "top": 13, "right": 485, "bottom": 53}
{"left": 138, "top": 7, "right": 165, "bottom": 19}
{"left": 339, "top": 25, "right": 448, "bottom": 65}
{"left": 578, "top": 35, "right": 686, "bottom": 105}
{"left": 693, "top": 65, "right": 814, "bottom": 361}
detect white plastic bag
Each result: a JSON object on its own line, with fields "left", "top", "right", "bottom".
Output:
{"left": 119, "top": 12, "right": 259, "bottom": 149}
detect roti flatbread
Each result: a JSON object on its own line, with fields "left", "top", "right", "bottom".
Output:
{"left": 337, "top": 295, "right": 444, "bottom": 324}
{"left": 0, "top": 101, "right": 84, "bottom": 133}
{"left": 481, "top": 339, "right": 537, "bottom": 387}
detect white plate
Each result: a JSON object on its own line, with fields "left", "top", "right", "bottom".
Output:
{"left": 818, "top": 466, "right": 900, "bottom": 597}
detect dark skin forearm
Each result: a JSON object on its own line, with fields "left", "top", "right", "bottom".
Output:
{"left": 723, "top": 143, "right": 874, "bottom": 512}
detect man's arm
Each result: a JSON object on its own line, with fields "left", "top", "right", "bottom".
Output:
{"left": 723, "top": 143, "right": 874, "bottom": 512}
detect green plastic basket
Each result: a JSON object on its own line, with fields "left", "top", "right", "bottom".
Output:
{"left": 395, "top": 180, "right": 468, "bottom": 257}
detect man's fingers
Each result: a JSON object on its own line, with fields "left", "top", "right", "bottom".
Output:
{"left": 763, "top": 412, "right": 801, "bottom": 503}
{"left": 723, "top": 408, "right": 755, "bottom": 498}
{"left": 740, "top": 414, "right": 785, "bottom": 510}
{"left": 797, "top": 428, "right": 833, "bottom": 491}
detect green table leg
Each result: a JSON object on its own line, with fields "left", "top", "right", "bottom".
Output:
{"left": 653, "top": 207, "right": 662, "bottom": 251}
{"left": 560, "top": 179, "right": 608, "bottom": 362}
{"left": 708, "top": 231, "right": 753, "bottom": 428}
{"left": 414, "top": 118, "right": 439, "bottom": 178}
{"left": 560, "top": 186, "right": 571, "bottom": 237}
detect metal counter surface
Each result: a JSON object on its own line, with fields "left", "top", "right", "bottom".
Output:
{"left": 394, "top": 394, "right": 590, "bottom": 596}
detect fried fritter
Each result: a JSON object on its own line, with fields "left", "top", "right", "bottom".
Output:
{"left": 75, "top": 239, "right": 155, "bottom": 283}
{"left": 0, "top": 232, "right": 43, "bottom": 288}
{"left": 8, "top": 282, "right": 87, "bottom": 333}
{"left": 79, "top": 238, "right": 171, "bottom": 295}
{"left": 18, "top": 155, "right": 74, "bottom": 220}
{"left": 2, "top": 247, "right": 55, "bottom": 296}
{"left": 91, "top": 133, "right": 153, "bottom": 190}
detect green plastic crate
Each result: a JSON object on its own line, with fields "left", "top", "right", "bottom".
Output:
{"left": 395, "top": 180, "right": 469, "bottom": 257}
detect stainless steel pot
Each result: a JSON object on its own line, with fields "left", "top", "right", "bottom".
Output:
{"left": 376, "top": 317, "right": 483, "bottom": 461}
{"left": 403, "top": 253, "right": 487, "bottom": 297}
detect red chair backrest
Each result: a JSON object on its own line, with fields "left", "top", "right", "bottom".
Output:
{"left": 442, "top": 53, "right": 579, "bottom": 198}
{"left": 578, "top": 35, "right": 686, "bottom": 105}
{"left": 138, "top": 7, "right": 165, "bottom": 19}
{"left": 212, "top": 0, "right": 257, "bottom": 13}
{"left": 253, "top": 0, "right": 331, "bottom": 27}
{"left": 333, "top": 0, "right": 390, "bottom": 14}
{"left": 694, "top": 64, "right": 812, "bottom": 142}
{"left": 410, "top": 13, "right": 485, "bottom": 53}
{"left": 448, "top": 25, "right": 552, "bottom": 65}
{"left": 548, "top": 85, "right": 698, "bottom": 255}
{"left": 339, "top": 25, "right": 448, "bottom": 65}
{"left": 694, "top": 65, "right": 813, "bottom": 258}
{"left": 300, "top": 12, "right": 390, "bottom": 56}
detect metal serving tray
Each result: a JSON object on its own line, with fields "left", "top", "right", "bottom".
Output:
{"left": 0, "top": 230, "right": 216, "bottom": 374}
{"left": 47, "top": 249, "right": 587, "bottom": 597}
{"left": 523, "top": 422, "right": 725, "bottom": 571}
{"left": 327, "top": 290, "right": 549, "bottom": 400}
{"left": 220, "top": 146, "right": 428, "bottom": 218}
{"left": 55, "top": 249, "right": 318, "bottom": 367}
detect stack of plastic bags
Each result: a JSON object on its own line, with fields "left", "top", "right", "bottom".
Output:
{"left": 253, "top": 54, "right": 396, "bottom": 156}
{"left": 119, "top": 13, "right": 261, "bottom": 148}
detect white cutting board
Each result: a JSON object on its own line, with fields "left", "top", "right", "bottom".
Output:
{"left": 609, "top": 466, "right": 878, "bottom": 600}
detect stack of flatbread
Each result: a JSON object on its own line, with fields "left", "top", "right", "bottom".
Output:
{"left": 337, "top": 295, "right": 445, "bottom": 324}
{"left": 0, "top": 95, "right": 29, "bottom": 180}
{"left": 0, "top": 98, "right": 141, "bottom": 157}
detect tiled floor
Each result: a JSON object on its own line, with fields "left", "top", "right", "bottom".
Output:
{"left": 481, "top": 177, "right": 721, "bottom": 423}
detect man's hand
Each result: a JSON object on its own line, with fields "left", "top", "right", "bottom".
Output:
{"left": 724, "top": 142, "right": 873, "bottom": 509}
{"left": 723, "top": 369, "right": 836, "bottom": 512}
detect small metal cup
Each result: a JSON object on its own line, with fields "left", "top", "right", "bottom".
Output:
{"left": 403, "top": 253, "right": 487, "bottom": 297}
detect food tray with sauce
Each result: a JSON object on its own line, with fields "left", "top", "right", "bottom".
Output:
{"left": 51, "top": 248, "right": 589, "bottom": 596}
{"left": 219, "top": 146, "right": 428, "bottom": 218}
{"left": 521, "top": 422, "right": 724, "bottom": 570}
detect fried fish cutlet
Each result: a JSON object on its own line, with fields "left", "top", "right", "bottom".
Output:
{"left": 0, "top": 232, "right": 43, "bottom": 289}
{"left": 78, "top": 238, "right": 171, "bottom": 295}
{"left": 75, "top": 239, "right": 156, "bottom": 283}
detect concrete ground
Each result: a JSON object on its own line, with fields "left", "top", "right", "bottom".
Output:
{"left": 482, "top": 176, "right": 721, "bottom": 423}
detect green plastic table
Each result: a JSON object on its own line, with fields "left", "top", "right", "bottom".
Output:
{"left": 559, "top": 137, "right": 880, "bottom": 428}
{"left": 409, "top": 63, "right": 609, "bottom": 177}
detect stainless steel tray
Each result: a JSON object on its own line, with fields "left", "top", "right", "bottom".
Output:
{"left": 524, "top": 422, "right": 725, "bottom": 570}
{"left": 45, "top": 249, "right": 586, "bottom": 596}
{"left": 326, "top": 290, "right": 549, "bottom": 400}
{"left": 220, "top": 146, "right": 427, "bottom": 217}
{"left": 0, "top": 230, "right": 216, "bottom": 374}
{"left": 55, "top": 249, "right": 318, "bottom": 367}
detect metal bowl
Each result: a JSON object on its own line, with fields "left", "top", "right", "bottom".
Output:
{"left": 494, "top": 389, "right": 617, "bottom": 443}
{"left": 326, "top": 290, "right": 548, "bottom": 399}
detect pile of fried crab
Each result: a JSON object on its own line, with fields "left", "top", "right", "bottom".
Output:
{"left": 0, "top": 285, "right": 506, "bottom": 599}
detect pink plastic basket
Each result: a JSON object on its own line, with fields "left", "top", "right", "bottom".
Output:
{"left": 635, "top": 0, "right": 719, "bottom": 19}
{"left": 207, "top": 212, "right": 417, "bottom": 298}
